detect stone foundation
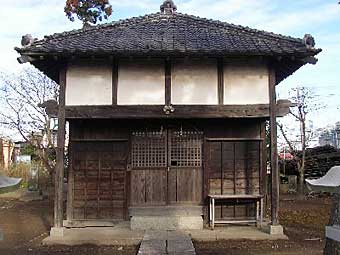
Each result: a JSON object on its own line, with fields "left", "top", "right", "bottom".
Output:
{"left": 50, "top": 227, "right": 65, "bottom": 237}
{"left": 129, "top": 206, "right": 203, "bottom": 230}
{"left": 131, "top": 216, "right": 203, "bottom": 230}
{"left": 265, "top": 224, "right": 284, "bottom": 235}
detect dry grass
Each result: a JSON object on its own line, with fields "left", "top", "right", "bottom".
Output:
{"left": 1, "top": 162, "right": 51, "bottom": 190}
{"left": 2, "top": 163, "right": 30, "bottom": 184}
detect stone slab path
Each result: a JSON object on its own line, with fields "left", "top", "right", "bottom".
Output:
{"left": 138, "top": 231, "right": 196, "bottom": 255}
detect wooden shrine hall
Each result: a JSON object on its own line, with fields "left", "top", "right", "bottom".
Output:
{"left": 15, "top": 0, "right": 321, "bottom": 235}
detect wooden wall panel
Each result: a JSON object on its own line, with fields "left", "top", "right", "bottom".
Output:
{"left": 71, "top": 141, "right": 127, "bottom": 220}
{"left": 68, "top": 118, "right": 266, "bottom": 221}
{"left": 206, "top": 139, "right": 262, "bottom": 219}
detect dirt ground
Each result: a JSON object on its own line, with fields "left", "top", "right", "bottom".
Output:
{"left": 0, "top": 194, "right": 332, "bottom": 255}
{"left": 195, "top": 194, "right": 331, "bottom": 255}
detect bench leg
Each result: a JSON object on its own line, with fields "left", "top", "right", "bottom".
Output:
{"left": 212, "top": 198, "right": 215, "bottom": 230}
{"left": 209, "top": 198, "right": 212, "bottom": 229}
{"left": 260, "top": 198, "right": 264, "bottom": 227}
{"left": 256, "top": 200, "right": 259, "bottom": 227}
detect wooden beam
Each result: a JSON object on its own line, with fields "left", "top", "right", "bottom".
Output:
{"left": 54, "top": 64, "right": 67, "bottom": 228}
{"left": 112, "top": 58, "right": 118, "bottom": 105}
{"left": 63, "top": 102, "right": 291, "bottom": 119}
{"left": 217, "top": 58, "right": 224, "bottom": 104}
{"left": 165, "top": 58, "right": 171, "bottom": 106}
{"left": 268, "top": 67, "right": 279, "bottom": 226}
{"left": 66, "top": 121, "right": 74, "bottom": 223}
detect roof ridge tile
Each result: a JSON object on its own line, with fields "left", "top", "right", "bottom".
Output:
{"left": 16, "top": 10, "right": 321, "bottom": 58}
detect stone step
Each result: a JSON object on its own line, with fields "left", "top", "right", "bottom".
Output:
{"left": 131, "top": 216, "right": 203, "bottom": 230}
{"left": 130, "top": 206, "right": 203, "bottom": 230}
{"left": 129, "top": 206, "right": 203, "bottom": 217}
{"left": 138, "top": 231, "right": 196, "bottom": 255}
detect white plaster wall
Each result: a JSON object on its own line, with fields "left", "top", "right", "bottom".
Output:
{"left": 171, "top": 59, "right": 218, "bottom": 105}
{"left": 117, "top": 59, "right": 165, "bottom": 105}
{"left": 66, "top": 64, "right": 112, "bottom": 106}
{"left": 224, "top": 65, "right": 269, "bottom": 105}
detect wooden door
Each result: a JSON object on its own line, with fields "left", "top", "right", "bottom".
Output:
{"left": 72, "top": 141, "right": 128, "bottom": 220}
{"left": 168, "top": 130, "right": 203, "bottom": 204}
{"left": 130, "top": 131, "right": 168, "bottom": 206}
{"left": 130, "top": 129, "right": 203, "bottom": 206}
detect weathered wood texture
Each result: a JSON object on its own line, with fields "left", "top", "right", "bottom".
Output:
{"left": 269, "top": 67, "right": 279, "bottom": 226}
{"left": 66, "top": 123, "right": 74, "bottom": 221}
{"left": 54, "top": 66, "right": 66, "bottom": 228}
{"left": 112, "top": 58, "right": 118, "bottom": 105}
{"left": 68, "top": 118, "right": 265, "bottom": 220}
{"left": 165, "top": 58, "right": 171, "bottom": 106}
{"left": 205, "top": 141, "right": 261, "bottom": 219}
{"left": 129, "top": 129, "right": 203, "bottom": 206}
{"left": 217, "top": 58, "right": 224, "bottom": 104}
{"left": 63, "top": 102, "right": 291, "bottom": 119}
{"left": 71, "top": 141, "right": 128, "bottom": 220}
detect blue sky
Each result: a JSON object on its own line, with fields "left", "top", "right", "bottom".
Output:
{"left": 0, "top": 0, "right": 339, "bottom": 132}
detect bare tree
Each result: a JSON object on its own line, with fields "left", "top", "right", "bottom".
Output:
{"left": 0, "top": 66, "right": 58, "bottom": 173}
{"left": 277, "top": 87, "right": 323, "bottom": 195}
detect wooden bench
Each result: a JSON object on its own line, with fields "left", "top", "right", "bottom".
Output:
{"left": 208, "top": 194, "right": 264, "bottom": 229}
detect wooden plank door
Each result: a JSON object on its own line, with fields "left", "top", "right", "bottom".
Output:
{"left": 168, "top": 130, "right": 203, "bottom": 204}
{"left": 130, "top": 131, "right": 167, "bottom": 206}
{"left": 72, "top": 141, "right": 128, "bottom": 220}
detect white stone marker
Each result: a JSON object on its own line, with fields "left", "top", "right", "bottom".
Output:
{"left": 306, "top": 166, "right": 340, "bottom": 253}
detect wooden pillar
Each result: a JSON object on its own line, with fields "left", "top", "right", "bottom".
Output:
{"left": 269, "top": 67, "right": 279, "bottom": 226}
{"left": 165, "top": 57, "right": 171, "bottom": 106}
{"left": 217, "top": 58, "right": 224, "bottom": 105}
{"left": 66, "top": 122, "right": 73, "bottom": 223}
{"left": 54, "top": 65, "right": 67, "bottom": 228}
{"left": 112, "top": 58, "right": 118, "bottom": 105}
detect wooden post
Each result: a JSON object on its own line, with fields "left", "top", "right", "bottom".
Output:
{"left": 54, "top": 65, "right": 67, "bottom": 228}
{"left": 66, "top": 122, "right": 73, "bottom": 223}
{"left": 217, "top": 58, "right": 224, "bottom": 105}
{"left": 269, "top": 67, "right": 279, "bottom": 226}
{"left": 112, "top": 58, "right": 118, "bottom": 105}
{"left": 165, "top": 58, "right": 171, "bottom": 106}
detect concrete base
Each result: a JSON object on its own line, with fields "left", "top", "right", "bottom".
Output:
{"left": 131, "top": 216, "right": 203, "bottom": 230}
{"left": 43, "top": 222, "right": 144, "bottom": 246}
{"left": 265, "top": 224, "right": 284, "bottom": 235}
{"left": 326, "top": 225, "right": 340, "bottom": 242}
{"left": 188, "top": 226, "right": 288, "bottom": 241}
{"left": 50, "top": 227, "right": 65, "bottom": 237}
{"left": 63, "top": 220, "right": 116, "bottom": 228}
{"left": 130, "top": 206, "right": 204, "bottom": 230}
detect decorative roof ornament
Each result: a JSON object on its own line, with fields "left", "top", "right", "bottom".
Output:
{"left": 21, "top": 34, "right": 36, "bottom": 47}
{"left": 303, "top": 34, "right": 315, "bottom": 49}
{"left": 160, "top": 0, "right": 177, "bottom": 14}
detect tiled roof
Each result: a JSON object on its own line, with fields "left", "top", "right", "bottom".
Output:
{"left": 16, "top": 12, "right": 320, "bottom": 57}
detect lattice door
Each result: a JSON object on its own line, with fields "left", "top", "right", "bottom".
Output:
{"left": 168, "top": 130, "right": 203, "bottom": 204}
{"left": 130, "top": 128, "right": 203, "bottom": 205}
